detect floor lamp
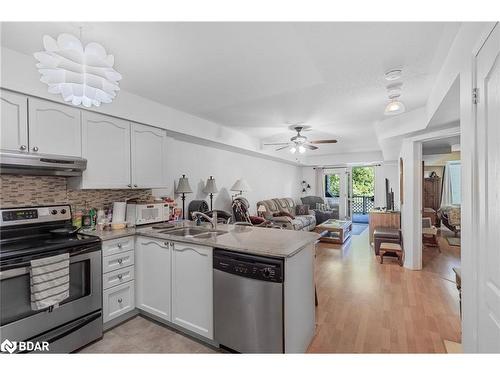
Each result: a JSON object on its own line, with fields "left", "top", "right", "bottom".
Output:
{"left": 176, "top": 174, "right": 193, "bottom": 220}
{"left": 203, "top": 176, "right": 218, "bottom": 211}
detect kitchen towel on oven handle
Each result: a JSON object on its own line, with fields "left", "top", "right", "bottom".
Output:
{"left": 30, "top": 253, "right": 70, "bottom": 311}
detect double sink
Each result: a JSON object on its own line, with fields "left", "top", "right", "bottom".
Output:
{"left": 159, "top": 227, "right": 227, "bottom": 239}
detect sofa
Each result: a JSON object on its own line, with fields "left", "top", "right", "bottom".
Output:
{"left": 301, "top": 196, "right": 339, "bottom": 224}
{"left": 256, "top": 197, "right": 316, "bottom": 231}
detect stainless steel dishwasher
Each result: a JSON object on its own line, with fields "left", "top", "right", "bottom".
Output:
{"left": 213, "top": 249, "right": 284, "bottom": 353}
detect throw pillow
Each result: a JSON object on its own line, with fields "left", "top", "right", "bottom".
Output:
{"left": 250, "top": 216, "right": 265, "bottom": 225}
{"left": 273, "top": 211, "right": 295, "bottom": 219}
{"left": 295, "top": 204, "right": 310, "bottom": 216}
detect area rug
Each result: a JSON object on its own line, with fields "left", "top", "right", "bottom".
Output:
{"left": 351, "top": 223, "right": 368, "bottom": 235}
{"left": 446, "top": 236, "right": 461, "bottom": 247}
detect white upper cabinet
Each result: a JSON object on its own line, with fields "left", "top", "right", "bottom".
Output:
{"left": 131, "top": 123, "right": 167, "bottom": 188}
{"left": 135, "top": 237, "right": 172, "bottom": 322}
{"left": 28, "top": 97, "right": 81, "bottom": 156}
{"left": 81, "top": 112, "right": 131, "bottom": 189}
{"left": 171, "top": 242, "right": 213, "bottom": 339}
{"left": 0, "top": 90, "right": 28, "bottom": 152}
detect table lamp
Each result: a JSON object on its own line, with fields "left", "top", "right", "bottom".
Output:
{"left": 176, "top": 174, "right": 193, "bottom": 220}
{"left": 203, "top": 176, "right": 219, "bottom": 210}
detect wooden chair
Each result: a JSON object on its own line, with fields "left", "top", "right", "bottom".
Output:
{"left": 379, "top": 230, "right": 404, "bottom": 266}
{"left": 422, "top": 217, "right": 440, "bottom": 251}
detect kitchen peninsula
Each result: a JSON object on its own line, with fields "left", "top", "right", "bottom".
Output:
{"left": 85, "top": 222, "right": 319, "bottom": 353}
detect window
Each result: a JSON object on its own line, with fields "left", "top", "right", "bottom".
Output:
{"left": 448, "top": 161, "right": 461, "bottom": 205}
{"left": 324, "top": 174, "right": 340, "bottom": 198}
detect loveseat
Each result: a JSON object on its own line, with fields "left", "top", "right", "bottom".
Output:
{"left": 256, "top": 197, "right": 316, "bottom": 231}
{"left": 301, "top": 196, "right": 339, "bottom": 224}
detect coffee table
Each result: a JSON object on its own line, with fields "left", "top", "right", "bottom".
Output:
{"left": 315, "top": 219, "right": 352, "bottom": 244}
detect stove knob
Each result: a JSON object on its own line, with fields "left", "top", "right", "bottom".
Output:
{"left": 60, "top": 209, "right": 67, "bottom": 214}
{"left": 262, "top": 268, "right": 271, "bottom": 278}
{"left": 51, "top": 209, "right": 58, "bottom": 215}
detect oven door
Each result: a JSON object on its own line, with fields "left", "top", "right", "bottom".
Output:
{"left": 0, "top": 245, "right": 102, "bottom": 342}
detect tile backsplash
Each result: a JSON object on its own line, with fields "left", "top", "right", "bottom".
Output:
{"left": 0, "top": 175, "right": 153, "bottom": 211}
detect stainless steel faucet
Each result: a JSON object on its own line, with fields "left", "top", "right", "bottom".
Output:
{"left": 191, "top": 211, "right": 217, "bottom": 230}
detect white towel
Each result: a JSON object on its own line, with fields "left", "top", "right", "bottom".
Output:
{"left": 30, "top": 253, "right": 70, "bottom": 311}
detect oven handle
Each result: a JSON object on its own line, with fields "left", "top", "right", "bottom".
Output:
{"left": 0, "top": 246, "right": 100, "bottom": 280}
{"left": 17, "top": 310, "right": 102, "bottom": 353}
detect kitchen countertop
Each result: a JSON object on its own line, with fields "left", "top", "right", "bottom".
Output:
{"left": 83, "top": 222, "right": 320, "bottom": 258}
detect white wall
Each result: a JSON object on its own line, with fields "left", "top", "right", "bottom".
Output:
{"left": 154, "top": 135, "right": 302, "bottom": 216}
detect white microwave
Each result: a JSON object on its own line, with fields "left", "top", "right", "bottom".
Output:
{"left": 126, "top": 203, "right": 169, "bottom": 226}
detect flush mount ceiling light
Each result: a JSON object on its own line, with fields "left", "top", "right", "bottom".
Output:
{"left": 34, "top": 33, "right": 122, "bottom": 108}
{"left": 384, "top": 82, "right": 406, "bottom": 116}
{"left": 384, "top": 69, "right": 402, "bottom": 81}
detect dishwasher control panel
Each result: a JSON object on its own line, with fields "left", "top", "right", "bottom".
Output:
{"left": 213, "top": 249, "right": 283, "bottom": 283}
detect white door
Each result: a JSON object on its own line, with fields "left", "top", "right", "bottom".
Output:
{"left": 476, "top": 24, "right": 500, "bottom": 353}
{"left": 81, "top": 112, "right": 131, "bottom": 189}
{"left": 28, "top": 98, "right": 81, "bottom": 156}
{"left": 171, "top": 242, "right": 213, "bottom": 339}
{"left": 0, "top": 90, "right": 28, "bottom": 152}
{"left": 131, "top": 122, "right": 167, "bottom": 188}
{"left": 135, "top": 237, "right": 171, "bottom": 321}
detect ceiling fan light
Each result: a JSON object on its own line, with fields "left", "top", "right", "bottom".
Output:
{"left": 298, "top": 145, "right": 306, "bottom": 153}
{"left": 290, "top": 147, "right": 297, "bottom": 154}
{"left": 384, "top": 100, "right": 406, "bottom": 115}
{"left": 385, "top": 69, "right": 402, "bottom": 81}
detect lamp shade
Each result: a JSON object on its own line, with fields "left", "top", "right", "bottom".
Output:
{"left": 257, "top": 204, "right": 267, "bottom": 213}
{"left": 203, "top": 176, "right": 218, "bottom": 194}
{"left": 176, "top": 174, "right": 193, "bottom": 194}
{"left": 230, "top": 179, "right": 251, "bottom": 192}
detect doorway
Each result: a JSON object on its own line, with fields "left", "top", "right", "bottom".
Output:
{"left": 350, "top": 166, "right": 375, "bottom": 224}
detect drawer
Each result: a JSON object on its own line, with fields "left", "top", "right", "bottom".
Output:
{"left": 103, "top": 250, "right": 134, "bottom": 273}
{"left": 103, "top": 280, "right": 135, "bottom": 323}
{"left": 103, "top": 265, "right": 135, "bottom": 290}
{"left": 102, "top": 236, "right": 134, "bottom": 257}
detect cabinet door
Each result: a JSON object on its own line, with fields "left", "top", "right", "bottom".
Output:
{"left": 0, "top": 90, "right": 28, "bottom": 152}
{"left": 171, "top": 242, "right": 213, "bottom": 339}
{"left": 81, "top": 112, "right": 131, "bottom": 189}
{"left": 131, "top": 123, "right": 167, "bottom": 188}
{"left": 103, "top": 280, "right": 135, "bottom": 323}
{"left": 135, "top": 237, "right": 171, "bottom": 321}
{"left": 28, "top": 98, "right": 81, "bottom": 156}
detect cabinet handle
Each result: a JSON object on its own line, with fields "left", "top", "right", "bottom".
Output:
{"left": 118, "top": 298, "right": 123, "bottom": 303}
{"left": 19, "top": 145, "right": 27, "bottom": 151}
{"left": 134, "top": 184, "right": 138, "bottom": 188}
{"left": 32, "top": 146, "right": 39, "bottom": 152}
{"left": 117, "top": 243, "right": 122, "bottom": 248}
{"left": 127, "top": 184, "right": 131, "bottom": 188}
{"left": 117, "top": 274, "right": 123, "bottom": 280}
{"left": 117, "top": 258, "right": 123, "bottom": 264}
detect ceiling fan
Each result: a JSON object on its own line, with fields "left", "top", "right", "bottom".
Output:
{"left": 264, "top": 126, "right": 337, "bottom": 154}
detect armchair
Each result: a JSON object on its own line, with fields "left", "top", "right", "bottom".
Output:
{"left": 301, "top": 196, "right": 339, "bottom": 224}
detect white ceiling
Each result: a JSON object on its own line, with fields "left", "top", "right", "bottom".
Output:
{"left": 422, "top": 135, "right": 460, "bottom": 155}
{"left": 1, "top": 22, "right": 460, "bottom": 155}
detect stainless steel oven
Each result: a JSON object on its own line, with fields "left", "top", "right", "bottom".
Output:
{"left": 0, "top": 205, "right": 103, "bottom": 353}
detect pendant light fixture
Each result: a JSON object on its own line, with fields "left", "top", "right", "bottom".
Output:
{"left": 34, "top": 31, "right": 122, "bottom": 108}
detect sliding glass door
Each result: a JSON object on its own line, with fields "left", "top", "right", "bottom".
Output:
{"left": 324, "top": 168, "right": 349, "bottom": 219}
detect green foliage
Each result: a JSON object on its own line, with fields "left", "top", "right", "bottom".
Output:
{"left": 326, "top": 174, "right": 340, "bottom": 196}
{"left": 352, "top": 167, "right": 374, "bottom": 196}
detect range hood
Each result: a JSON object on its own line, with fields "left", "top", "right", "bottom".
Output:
{"left": 0, "top": 151, "right": 87, "bottom": 176}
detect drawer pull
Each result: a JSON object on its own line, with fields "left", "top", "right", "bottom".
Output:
{"left": 118, "top": 298, "right": 123, "bottom": 303}
{"left": 117, "top": 243, "right": 122, "bottom": 248}
{"left": 117, "top": 258, "right": 123, "bottom": 264}
{"left": 117, "top": 274, "right": 123, "bottom": 280}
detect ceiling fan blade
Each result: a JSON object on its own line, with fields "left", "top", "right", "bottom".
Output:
{"left": 310, "top": 139, "right": 338, "bottom": 144}
{"left": 303, "top": 144, "right": 318, "bottom": 150}
{"left": 275, "top": 145, "right": 290, "bottom": 151}
{"left": 264, "top": 142, "right": 290, "bottom": 146}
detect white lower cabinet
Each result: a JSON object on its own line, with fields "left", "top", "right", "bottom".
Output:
{"left": 171, "top": 242, "right": 213, "bottom": 340}
{"left": 102, "top": 236, "right": 136, "bottom": 325}
{"left": 103, "top": 281, "right": 135, "bottom": 323}
{"left": 135, "top": 237, "right": 172, "bottom": 321}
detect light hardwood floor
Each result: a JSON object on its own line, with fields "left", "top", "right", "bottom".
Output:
{"left": 307, "top": 226, "right": 461, "bottom": 353}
